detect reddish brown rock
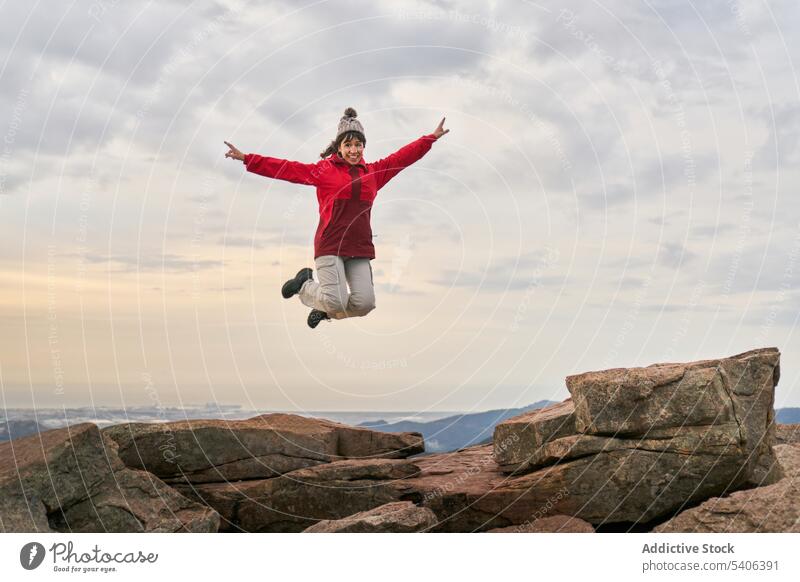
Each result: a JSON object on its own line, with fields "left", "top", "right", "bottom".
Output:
{"left": 486, "top": 514, "right": 594, "bottom": 533}
{"left": 493, "top": 399, "right": 576, "bottom": 473}
{"left": 103, "top": 413, "right": 424, "bottom": 484}
{"left": 488, "top": 348, "right": 783, "bottom": 525}
{"left": 175, "top": 458, "right": 421, "bottom": 532}
{"left": 567, "top": 348, "right": 779, "bottom": 475}
{"left": 0, "top": 424, "right": 219, "bottom": 533}
{"left": 398, "top": 442, "right": 748, "bottom": 530}
{"left": 654, "top": 444, "right": 800, "bottom": 533}
{"left": 393, "top": 444, "right": 570, "bottom": 532}
{"left": 302, "top": 501, "right": 437, "bottom": 533}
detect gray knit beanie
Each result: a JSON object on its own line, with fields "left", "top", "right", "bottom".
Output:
{"left": 336, "top": 107, "right": 365, "bottom": 142}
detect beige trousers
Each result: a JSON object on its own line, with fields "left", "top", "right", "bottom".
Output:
{"left": 298, "top": 255, "right": 376, "bottom": 319}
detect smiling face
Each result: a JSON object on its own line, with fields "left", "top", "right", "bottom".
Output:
{"left": 338, "top": 135, "right": 364, "bottom": 165}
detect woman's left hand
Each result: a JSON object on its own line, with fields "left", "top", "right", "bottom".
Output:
{"left": 433, "top": 117, "right": 449, "bottom": 139}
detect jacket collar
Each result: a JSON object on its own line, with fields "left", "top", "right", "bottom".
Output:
{"left": 329, "top": 152, "right": 366, "bottom": 170}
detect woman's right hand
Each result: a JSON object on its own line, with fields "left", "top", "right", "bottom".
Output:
{"left": 224, "top": 141, "right": 245, "bottom": 161}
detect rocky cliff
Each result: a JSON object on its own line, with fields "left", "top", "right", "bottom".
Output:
{"left": 1, "top": 347, "right": 796, "bottom": 533}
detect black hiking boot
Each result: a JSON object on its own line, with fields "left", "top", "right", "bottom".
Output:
{"left": 281, "top": 268, "right": 313, "bottom": 299}
{"left": 307, "top": 309, "right": 330, "bottom": 329}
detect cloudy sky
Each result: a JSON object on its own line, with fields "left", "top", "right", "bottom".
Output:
{"left": 1, "top": 0, "right": 798, "bottom": 414}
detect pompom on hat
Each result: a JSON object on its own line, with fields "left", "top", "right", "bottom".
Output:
{"left": 336, "top": 107, "right": 365, "bottom": 142}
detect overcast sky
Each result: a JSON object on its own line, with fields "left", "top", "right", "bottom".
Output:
{"left": 1, "top": 0, "right": 798, "bottom": 413}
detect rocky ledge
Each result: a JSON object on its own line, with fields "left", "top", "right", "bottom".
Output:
{"left": 1, "top": 347, "right": 795, "bottom": 533}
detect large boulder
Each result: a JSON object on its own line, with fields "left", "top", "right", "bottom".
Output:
{"left": 103, "top": 413, "right": 423, "bottom": 484}
{"left": 175, "top": 457, "right": 422, "bottom": 532}
{"left": 489, "top": 348, "right": 783, "bottom": 525}
{"left": 393, "top": 441, "right": 737, "bottom": 531}
{"left": 302, "top": 501, "right": 437, "bottom": 533}
{"left": 654, "top": 443, "right": 800, "bottom": 532}
{"left": 0, "top": 424, "right": 219, "bottom": 533}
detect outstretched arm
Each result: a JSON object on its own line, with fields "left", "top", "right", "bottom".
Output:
{"left": 224, "top": 141, "right": 320, "bottom": 186}
{"left": 369, "top": 117, "right": 449, "bottom": 190}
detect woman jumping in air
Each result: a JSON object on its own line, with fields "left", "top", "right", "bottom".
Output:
{"left": 224, "top": 108, "right": 449, "bottom": 329}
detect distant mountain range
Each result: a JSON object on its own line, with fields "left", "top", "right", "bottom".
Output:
{"left": 0, "top": 420, "right": 46, "bottom": 443}
{"left": 776, "top": 408, "right": 800, "bottom": 423}
{"left": 357, "top": 400, "right": 557, "bottom": 454}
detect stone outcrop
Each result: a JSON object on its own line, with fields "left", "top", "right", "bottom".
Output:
{"left": 1, "top": 414, "right": 426, "bottom": 534}
{"left": 2, "top": 347, "right": 792, "bottom": 533}
{"left": 176, "top": 458, "right": 421, "bottom": 532}
{"left": 486, "top": 348, "right": 782, "bottom": 526}
{"left": 103, "top": 413, "right": 423, "bottom": 484}
{"left": 302, "top": 501, "right": 437, "bottom": 533}
{"left": 0, "top": 424, "right": 219, "bottom": 533}
{"left": 654, "top": 443, "right": 800, "bottom": 532}
{"left": 486, "top": 514, "right": 595, "bottom": 533}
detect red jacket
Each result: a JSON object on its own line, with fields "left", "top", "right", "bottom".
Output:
{"left": 243, "top": 133, "right": 438, "bottom": 259}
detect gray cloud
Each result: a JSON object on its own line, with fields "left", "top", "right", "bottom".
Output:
{"left": 690, "top": 222, "right": 738, "bottom": 237}
{"left": 754, "top": 103, "right": 800, "bottom": 169}
{"left": 428, "top": 249, "right": 565, "bottom": 291}
{"left": 74, "top": 252, "right": 226, "bottom": 273}
{"left": 742, "top": 290, "right": 800, "bottom": 328}
{"left": 578, "top": 183, "right": 634, "bottom": 209}
{"left": 216, "top": 235, "right": 268, "bottom": 249}
{"left": 657, "top": 241, "right": 698, "bottom": 269}
{"left": 705, "top": 241, "right": 800, "bottom": 295}
{"left": 636, "top": 152, "right": 718, "bottom": 193}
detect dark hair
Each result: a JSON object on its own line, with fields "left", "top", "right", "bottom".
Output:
{"left": 320, "top": 130, "right": 366, "bottom": 159}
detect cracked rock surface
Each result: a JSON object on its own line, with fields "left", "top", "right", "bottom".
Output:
{"left": 175, "top": 458, "right": 421, "bottom": 532}
{"left": 654, "top": 443, "right": 800, "bottom": 532}
{"left": 0, "top": 424, "right": 219, "bottom": 532}
{"left": 302, "top": 501, "right": 437, "bottom": 533}
{"left": 103, "top": 413, "right": 424, "bottom": 484}
{"left": 489, "top": 348, "right": 783, "bottom": 525}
